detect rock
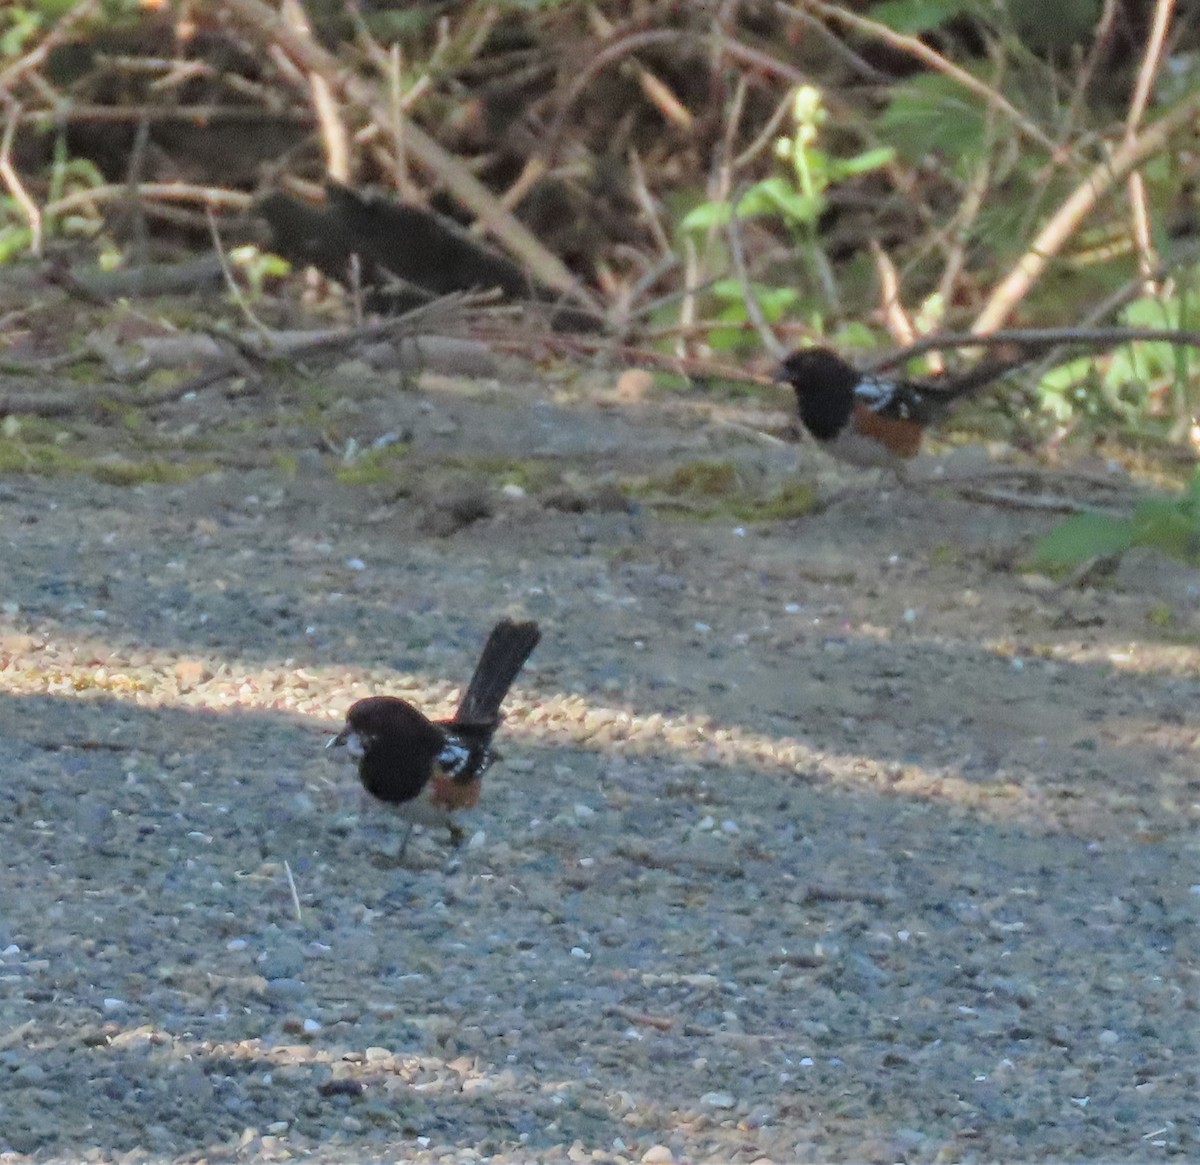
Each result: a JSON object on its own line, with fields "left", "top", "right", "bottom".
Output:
{"left": 641, "top": 1146, "right": 676, "bottom": 1163}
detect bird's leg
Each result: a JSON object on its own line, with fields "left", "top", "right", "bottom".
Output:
{"left": 395, "top": 819, "right": 415, "bottom": 862}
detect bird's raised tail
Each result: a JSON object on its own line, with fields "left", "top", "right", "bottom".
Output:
{"left": 452, "top": 619, "right": 541, "bottom": 727}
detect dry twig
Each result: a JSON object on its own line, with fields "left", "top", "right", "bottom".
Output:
{"left": 787, "top": 0, "right": 1058, "bottom": 154}
{"left": 972, "top": 88, "right": 1200, "bottom": 334}
{"left": 1122, "top": 0, "right": 1176, "bottom": 293}
{"left": 0, "top": 101, "right": 40, "bottom": 254}
{"left": 222, "top": 0, "right": 593, "bottom": 307}
{"left": 726, "top": 186, "right": 785, "bottom": 360}
{"left": 876, "top": 325, "right": 1200, "bottom": 371}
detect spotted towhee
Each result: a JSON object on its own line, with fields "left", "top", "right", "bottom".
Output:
{"left": 776, "top": 346, "right": 1019, "bottom": 469}
{"left": 327, "top": 618, "right": 541, "bottom": 859}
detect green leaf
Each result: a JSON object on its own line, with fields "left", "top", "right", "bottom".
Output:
{"left": 733, "top": 176, "right": 822, "bottom": 226}
{"left": 0, "top": 223, "right": 33, "bottom": 265}
{"left": 1121, "top": 294, "right": 1178, "bottom": 329}
{"left": 1186, "top": 467, "right": 1200, "bottom": 505}
{"left": 1131, "top": 498, "right": 1200, "bottom": 562}
{"left": 827, "top": 147, "right": 897, "bottom": 179}
{"left": 680, "top": 178, "right": 811, "bottom": 232}
{"left": 880, "top": 74, "right": 989, "bottom": 166}
{"left": 1030, "top": 512, "right": 1134, "bottom": 570}
{"left": 762, "top": 187, "right": 825, "bottom": 227}
{"left": 869, "top": 0, "right": 981, "bottom": 34}
{"left": 1034, "top": 357, "right": 1093, "bottom": 420}
{"left": 680, "top": 201, "right": 732, "bottom": 232}
{"left": 711, "top": 280, "right": 802, "bottom": 320}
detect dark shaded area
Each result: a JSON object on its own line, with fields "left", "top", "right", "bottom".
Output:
{"left": 256, "top": 183, "right": 603, "bottom": 330}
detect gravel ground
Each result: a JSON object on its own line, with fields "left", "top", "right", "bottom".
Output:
{"left": 0, "top": 362, "right": 1198, "bottom": 1163}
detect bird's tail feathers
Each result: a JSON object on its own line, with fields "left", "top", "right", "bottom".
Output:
{"left": 920, "top": 355, "right": 1034, "bottom": 403}
{"left": 453, "top": 619, "right": 541, "bottom": 726}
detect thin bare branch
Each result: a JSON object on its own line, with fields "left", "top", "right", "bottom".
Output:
{"left": 206, "top": 206, "right": 271, "bottom": 340}
{"left": 1125, "top": 0, "right": 1176, "bottom": 133}
{"left": 0, "top": 0, "right": 103, "bottom": 100}
{"left": 44, "top": 183, "right": 252, "bottom": 219}
{"left": 1060, "top": 0, "right": 1119, "bottom": 143}
{"left": 786, "top": 0, "right": 1059, "bottom": 155}
{"left": 628, "top": 148, "right": 673, "bottom": 259}
{"left": 0, "top": 101, "right": 41, "bottom": 255}
{"left": 873, "top": 325, "right": 1200, "bottom": 371}
{"left": 283, "top": 0, "right": 349, "bottom": 181}
{"left": 221, "top": 0, "right": 595, "bottom": 308}
{"left": 727, "top": 187, "right": 786, "bottom": 360}
{"left": 546, "top": 29, "right": 691, "bottom": 158}
{"left": 869, "top": 240, "right": 916, "bottom": 351}
{"left": 1123, "top": 0, "right": 1176, "bottom": 291}
{"left": 971, "top": 88, "right": 1200, "bottom": 334}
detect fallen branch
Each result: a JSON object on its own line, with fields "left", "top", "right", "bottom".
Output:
{"left": 222, "top": 0, "right": 594, "bottom": 309}
{"left": 872, "top": 324, "right": 1200, "bottom": 371}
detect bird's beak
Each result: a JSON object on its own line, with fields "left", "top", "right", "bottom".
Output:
{"left": 327, "top": 726, "right": 364, "bottom": 758}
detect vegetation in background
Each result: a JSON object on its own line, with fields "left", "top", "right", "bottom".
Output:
{"left": 1031, "top": 467, "right": 1200, "bottom": 570}
{"left": 680, "top": 85, "right": 894, "bottom": 353}
{"left": 0, "top": 0, "right": 1197, "bottom": 467}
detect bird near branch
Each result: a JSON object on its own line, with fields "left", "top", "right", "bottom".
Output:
{"left": 775, "top": 345, "right": 1023, "bottom": 469}
{"left": 327, "top": 618, "right": 541, "bottom": 862}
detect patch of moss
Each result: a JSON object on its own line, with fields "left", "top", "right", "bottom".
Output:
{"left": 660, "top": 460, "right": 741, "bottom": 497}
{"left": 728, "top": 480, "right": 819, "bottom": 521}
{"left": 0, "top": 437, "right": 215, "bottom": 484}
{"left": 334, "top": 441, "right": 412, "bottom": 485}
{"left": 90, "top": 457, "right": 218, "bottom": 486}
{"left": 441, "top": 454, "right": 560, "bottom": 493}
{"left": 931, "top": 543, "right": 962, "bottom": 566}
{"left": 1146, "top": 603, "right": 1174, "bottom": 628}
{"left": 62, "top": 358, "right": 108, "bottom": 383}
{"left": 650, "top": 372, "right": 693, "bottom": 395}
{"left": 2, "top": 414, "right": 75, "bottom": 443}
{"left": 0, "top": 440, "right": 81, "bottom": 476}
{"left": 636, "top": 459, "right": 818, "bottom": 521}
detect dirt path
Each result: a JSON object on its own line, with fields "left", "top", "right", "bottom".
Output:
{"left": 0, "top": 361, "right": 1197, "bottom": 1162}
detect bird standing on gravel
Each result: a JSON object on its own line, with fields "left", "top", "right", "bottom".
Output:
{"left": 327, "top": 619, "right": 541, "bottom": 860}
{"left": 775, "top": 345, "right": 1019, "bottom": 470}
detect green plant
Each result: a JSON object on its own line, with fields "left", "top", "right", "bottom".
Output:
{"left": 1030, "top": 467, "right": 1200, "bottom": 570}
{"left": 1031, "top": 289, "right": 1200, "bottom": 438}
{"left": 230, "top": 245, "right": 292, "bottom": 299}
{"left": 680, "top": 85, "right": 894, "bottom": 351}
